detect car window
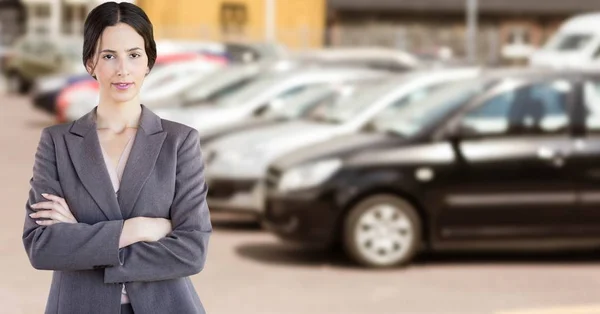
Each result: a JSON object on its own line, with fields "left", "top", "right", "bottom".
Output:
{"left": 273, "top": 84, "right": 311, "bottom": 101}
{"left": 544, "top": 33, "right": 593, "bottom": 52}
{"left": 583, "top": 80, "right": 600, "bottom": 131}
{"left": 460, "top": 80, "right": 571, "bottom": 136}
{"left": 370, "top": 78, "right": 485, "bottom": 137}
{"left": 388, "top": 82, "right": 447, "bottom": 109}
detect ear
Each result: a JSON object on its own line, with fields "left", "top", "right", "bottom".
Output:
{"left": 85, "top": 59, "right": 96, "bottom": 79}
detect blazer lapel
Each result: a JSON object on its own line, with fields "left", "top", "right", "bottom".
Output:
{"left": 65, "top": 107, "right": 122, "bottom": 221}
{"left": 117, "top": 105, "right": 167, "bottom": 218}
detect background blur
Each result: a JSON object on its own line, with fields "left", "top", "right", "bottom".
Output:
{"left": 3, "top": 0, "right": 600, "bottom": 313}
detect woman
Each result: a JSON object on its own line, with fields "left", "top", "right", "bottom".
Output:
{"left": 22, "top": 2, "right": 212, "bottom": 314}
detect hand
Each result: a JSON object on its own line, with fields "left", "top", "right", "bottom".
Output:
{"left": 120, "top": 217, "right": 172, "bottom": 248}
{"left": 29, "top": 193, "right": 78, "bottom": 226}
{"left": 139, "top": 217, "right": 173, "bottom": 242}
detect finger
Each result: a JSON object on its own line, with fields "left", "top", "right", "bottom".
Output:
{"left": 42, "top": 194, "right": 73, "bottom": 218}
{"left": 31, "top": 201, "right": 57, "bottom": 211}
{"left": 42, "top": 193, "right": 68, "bottom": 210}
{"left": 35, "top": 219, "right": 59, "bottom": 226}
{"left": 30, "top": 210, "right": 70, "bottom": 223}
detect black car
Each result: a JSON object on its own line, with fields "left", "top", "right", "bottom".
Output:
{"left": 262, "top": 68, "right": 600, "bottom": 268}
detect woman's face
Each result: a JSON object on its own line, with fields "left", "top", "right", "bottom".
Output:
{"left": 87, "top": 22, "right": 149, "bottom": 105}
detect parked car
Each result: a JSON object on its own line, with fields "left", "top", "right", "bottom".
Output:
{"left": 153, "top": 67, "right": 389, "bottom": 132}
{"left": 3, "top": 35, "right": 83, "bottom": 94}
{"left": 157, "top": 59, "right": 303, "bottom": 109}
{"left": 199, "top": 78, "right": 384, "bottom": 145}
{"left": 292, "top": 47, "right": 421, "bottom": 72}
{"left": 202, "top": 67, "right": 481, "bottom": 216}
{"left": 139, "top": 58, "right": 224, "bottom": 105}
{"left": 529, "top": 12, "right": 600, "bottom": 69}
{"left": 262, "top": 67, "right": 599, "bottom": 268}
{"left": 31, "top": 73, "right": 92, "bottom": 114}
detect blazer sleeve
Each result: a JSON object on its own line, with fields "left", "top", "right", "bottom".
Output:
{"left": 22, "top": 128, "right": 124, "bottom": 271}
{"left": 104, "top": 128, "right": 212, "bottom": 284}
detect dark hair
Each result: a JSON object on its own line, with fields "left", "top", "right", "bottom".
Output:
{"left": 82, "top": 1, "right": 157, "bottom": 79}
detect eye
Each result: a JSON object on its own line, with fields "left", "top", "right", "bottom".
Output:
{"left": 130, "top": 53, "right": 141, "bottom": 58}
{"left": 102, "top": 54, "right": 114, "bottom": 60}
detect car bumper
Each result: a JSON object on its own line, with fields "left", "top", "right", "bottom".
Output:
{"left": 32, "top": 90, "right": 59, "bottom": 114}
{"left": 206, "top": 177, "right": 265, "bottom": 216}
{"left": 262, "top": 188, "right": 338, "bottom": 248}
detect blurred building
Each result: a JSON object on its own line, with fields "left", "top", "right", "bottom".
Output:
{"left": 20, "top": 0, "right": 134, "bottom": 38}
{"left": 137, "top": 0, "right": 326, "bottom": 49}
{"left": 0, "top": 0, "right": 26, "bottom": 47}
{"left": 326, "top": 0, "right": 600, "bottom": 65}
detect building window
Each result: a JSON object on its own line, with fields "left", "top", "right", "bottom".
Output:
{"left": 62, "top": 4, "right": 87, "bottom": 35}
{"left": 220, "top": 2, "right": 247, "bottom": 35}
{"left": 507, "top": 26, "right": 531, "bottom": 45}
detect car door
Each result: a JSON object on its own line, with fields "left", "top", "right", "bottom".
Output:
{"left": 569, "top": 78, "right": 600, "bottom": 235}
{"left": 434, "top": 79, "right": 578, "bottom": 240}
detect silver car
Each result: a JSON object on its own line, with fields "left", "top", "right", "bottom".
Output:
{"left": 200, "top": 78, "right": 385, "bottom": 145}
{"left": 202, "top": 67, "right": 481, "bottom": 216}
{"left": 153, "top": 67, "right": 389, "bottom": 133}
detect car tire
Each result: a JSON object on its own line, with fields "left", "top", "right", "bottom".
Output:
{"left": 343, "top": 194, "right": 422, "bottom": 268}
{"left": 6, "top": 71, "right": 26, "bottom": 95}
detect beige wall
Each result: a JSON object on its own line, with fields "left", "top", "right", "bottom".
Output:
{"left": 138, "top": 0, "right": 325, "bottom": 49}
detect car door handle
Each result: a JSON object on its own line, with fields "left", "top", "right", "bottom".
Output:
{"left": 537, "top": 147, "right": 567, "bottom": 167}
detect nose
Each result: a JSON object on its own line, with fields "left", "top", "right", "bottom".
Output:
{"left": 116, "top": 58, "right": 129, "bottom": 77}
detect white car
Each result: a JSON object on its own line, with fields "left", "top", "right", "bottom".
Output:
{"left": 153, "top": 67, "right": 389, "bottom": 133}
{"left": 202, "top": 67, "right": 481, "bottom": 215}
{"left": 529, "top": 12, "right": 600, "bottom": 69}
{"left": 140, "top": 58, "right": 224, "bottom": 107}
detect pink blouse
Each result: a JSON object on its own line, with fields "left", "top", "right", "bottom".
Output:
{"left": 98, "top": 129, "right": 137, "bottom": 305}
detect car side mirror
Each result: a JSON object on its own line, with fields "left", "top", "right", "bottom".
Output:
{"left": 445, "top": 123, "right": 480, "bottom": 142}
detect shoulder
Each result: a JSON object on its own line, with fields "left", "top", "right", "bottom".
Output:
{"left": 40, "top": 122, "right": 73, "bottom": 140}
{"left": 160, "top": 118, "right": 200, "bottom": 148}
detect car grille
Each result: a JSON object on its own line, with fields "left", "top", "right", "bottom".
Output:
{"left": 207, "top": 178, "right": 256, "bottom": 198}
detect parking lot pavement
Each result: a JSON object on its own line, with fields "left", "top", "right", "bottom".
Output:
{"left": 3, "top": 94, "right": 600, "bottom": 314}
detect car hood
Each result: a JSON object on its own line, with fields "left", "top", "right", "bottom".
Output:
{"left": 270, "top": 132, "right": 405, "bottom": 170}
{"left": 205, "top": 120, "right": 344, "bottom": 178}
{"left": 200, "top": 116, "right": 285, "bottom": 145}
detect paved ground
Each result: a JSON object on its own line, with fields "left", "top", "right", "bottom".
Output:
{"left": 2, "top": 92, "right": 600, "bottom": 314}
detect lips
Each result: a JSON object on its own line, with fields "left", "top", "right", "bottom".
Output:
{"left": 112, "top": 82, "right": 133, "bottom": 90}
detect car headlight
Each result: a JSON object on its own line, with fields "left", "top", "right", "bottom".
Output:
{"left": 278, "top": 159, "right": 342, "bottom": 192}
{"left": 36, "top": 76, "right": 67, "bottom": 93}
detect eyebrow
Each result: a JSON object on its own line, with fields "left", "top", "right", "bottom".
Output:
{"left": 99, "top": 47, "right": 143, "bottom": 53}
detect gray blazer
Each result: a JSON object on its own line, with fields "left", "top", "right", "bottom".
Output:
{"left": 22, "top": 105, "right": 212, "bottom": 314}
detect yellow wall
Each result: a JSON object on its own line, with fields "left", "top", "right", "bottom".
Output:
{"left": 138, "top": 0, "right": 325, "bottom": 49}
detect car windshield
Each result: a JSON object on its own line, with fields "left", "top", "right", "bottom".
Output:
{"left": 181, "top": 65, "right": 258, "bottom": 104}
{"left": 209, "top": 73, "right": 285, "bottom": 107}
{"left": 308, "top": 75, "right": 416, "bottom": 124}
{"left": 261, "top": 85, "right": 336, "bottom": 119}
{"left": 371, "top": 78, "right": 486, "bottom": 137}
{"left": 543, "top": 33, "right": 593, "bottom": 52}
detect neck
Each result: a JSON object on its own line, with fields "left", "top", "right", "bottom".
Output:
{"left": 96, "top": 96, "right": 142, "bottom": 133}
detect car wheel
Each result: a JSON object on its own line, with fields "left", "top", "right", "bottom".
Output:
{"left": 343, "top": 194, "right": 422, "bottom": 268}
{"left": 6, "top": 71, "right": 26, "bottom": 94}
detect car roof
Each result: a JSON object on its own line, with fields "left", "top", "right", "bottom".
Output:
{"left": 479, "top": 66, "right": 600, "bottom": 81}
{"left": 269, "top": 65, "right": 392, "bottom": 78}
